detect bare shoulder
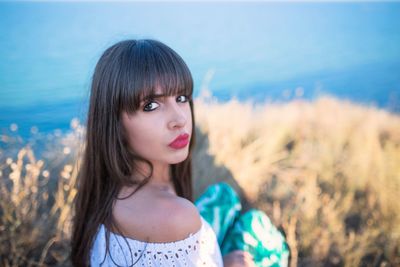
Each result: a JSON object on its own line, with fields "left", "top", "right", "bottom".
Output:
{"left": 113, "top": 191, "right": 202, "bottom": 243}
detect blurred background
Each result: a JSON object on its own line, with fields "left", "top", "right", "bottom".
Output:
{"left": 0, "top": 1, "right": 399, "bottom": 137}
{"left": 0, "top": 1, "right": 399, "bottom": 267}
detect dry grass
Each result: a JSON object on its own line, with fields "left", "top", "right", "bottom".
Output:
{"left": 0, "top": 120, "right": 83, "bottom": 266}
{"left": 194, "top": 92, "right": 400, "bottom": 267}
{"left": 0, "top": 94, "right": 399, "bottom": 266}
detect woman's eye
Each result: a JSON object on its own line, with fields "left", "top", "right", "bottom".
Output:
{"left": 177, "top": 95, "right": 190, "bottom": 103}
{"left": 143, "top": 101, "right": 159, "bottom": 112}
{"left": 143, "top": 95, "right": 190, "bottom": 112}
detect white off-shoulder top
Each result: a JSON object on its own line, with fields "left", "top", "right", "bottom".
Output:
{"left": 90, "top": 216, "right": 224, "bottom": 266}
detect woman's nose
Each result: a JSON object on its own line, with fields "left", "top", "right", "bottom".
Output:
{"left": 167, "top": 101, "right": 187, "bottom": 129}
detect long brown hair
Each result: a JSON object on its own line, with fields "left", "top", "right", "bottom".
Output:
{"left": 70, "top": 39, "right": 196, "bottom": 266}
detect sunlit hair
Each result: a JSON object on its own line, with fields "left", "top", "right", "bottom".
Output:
{"left": 71, "top": 39, "right": 196, "bottom": 266}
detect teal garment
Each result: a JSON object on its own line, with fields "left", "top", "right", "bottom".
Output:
{"left": 194, "top": 182, "right": 289, "bottom": 267}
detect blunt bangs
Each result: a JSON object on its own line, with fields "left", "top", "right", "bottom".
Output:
{"left": 120, "top": 39, "right": 193, "bottom": 114}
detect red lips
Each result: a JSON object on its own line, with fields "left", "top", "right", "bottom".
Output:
{"left": 169, "top": 133, "right": 190, "bottom": 149}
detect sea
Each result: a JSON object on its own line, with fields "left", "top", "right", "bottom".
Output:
{"left": 0, "top": 1, "right": 399, "bottom": 139}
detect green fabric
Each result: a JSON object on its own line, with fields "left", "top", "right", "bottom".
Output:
{"left": 194, "top": 182, "right": 289, "bottom": 267}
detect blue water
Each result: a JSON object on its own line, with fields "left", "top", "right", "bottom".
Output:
{"left": 0, "top": 2, "right": 399, "bottom": 138}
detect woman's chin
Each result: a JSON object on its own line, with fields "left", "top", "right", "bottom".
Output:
{"left": 168, "top": 151, "right": 189, "bottom": 164}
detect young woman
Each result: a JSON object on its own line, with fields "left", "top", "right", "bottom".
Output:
{"left": 71, "top": 39, "right": 288, "bottom": 267}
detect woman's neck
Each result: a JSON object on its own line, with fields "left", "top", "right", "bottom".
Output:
{"left": 120, "top": 161, "right": 177, "bottom": 197}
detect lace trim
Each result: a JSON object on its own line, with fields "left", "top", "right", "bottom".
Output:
{"left": 91, "top": 217, "right": 223, "bottom": 266}
{"left": 94, "top": 217, "right": 213, "bottom": 266}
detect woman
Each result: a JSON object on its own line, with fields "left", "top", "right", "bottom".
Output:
{"left": 71, "top": 39, "right": 288, "bottom": 267}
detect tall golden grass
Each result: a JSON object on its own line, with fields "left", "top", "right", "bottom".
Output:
{"left": 0, "top": 95, "right": 399, "bottom": 266}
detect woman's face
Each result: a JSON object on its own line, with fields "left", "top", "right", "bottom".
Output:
{"left": 121, "top": 87, "right": 193, "bottom": 167}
